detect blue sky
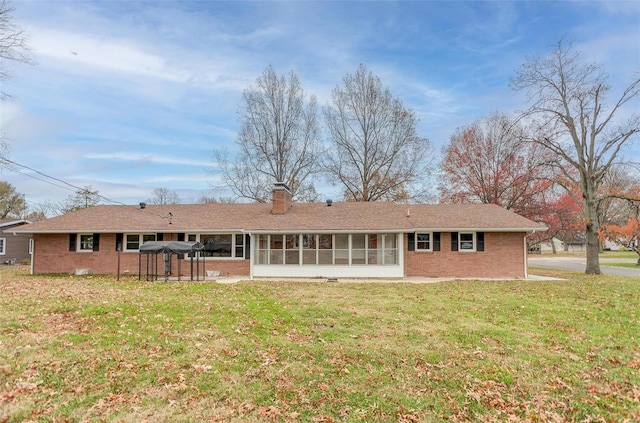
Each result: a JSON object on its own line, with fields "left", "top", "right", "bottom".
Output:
{"left": 1, "top": 0, "right": 639, "bottom": 209}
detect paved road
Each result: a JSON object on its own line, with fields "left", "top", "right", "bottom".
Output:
{"left": 528, "top": 257, "right": 640, "bottom": 277}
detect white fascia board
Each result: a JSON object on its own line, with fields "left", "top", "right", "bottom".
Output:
{"left": 246, "top": 229, "right": 406, "bottom": 234}
{"left": 411, "top": 227, "right": 547, "bottom": 232}
{"left": 0, "top": 220, "right": 31, "bottom": 228}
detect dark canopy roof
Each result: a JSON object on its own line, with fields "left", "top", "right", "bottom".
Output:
{"left": 139, "top": 241, "right": 203, "bottom": 254}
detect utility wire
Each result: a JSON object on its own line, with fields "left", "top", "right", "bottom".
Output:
{"left": 1, "top": 156, "right": 174, "bottom": 221}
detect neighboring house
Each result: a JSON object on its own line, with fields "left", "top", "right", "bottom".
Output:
{"left": 0, "top": 219, "right": 33, "bottom": 264}
{"left": 537, "top": 235, "right": 587, "bottom": 253}
{"left": 13, "top": 184, "right": 546, "bottom": 279}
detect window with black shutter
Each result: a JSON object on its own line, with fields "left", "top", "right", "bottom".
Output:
{"left": 407, "top": 233, "right": 415, "bottom": 251}
{"left": 92, "top": 233, "right": 100, "bottom": 251}
{"left": 433, "top": 232, "right": 441, "bottom": 251}
{"left": 451, "top": 232, "right": 458, "bottom": 251}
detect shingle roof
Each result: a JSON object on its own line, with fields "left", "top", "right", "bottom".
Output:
{"left": 13, "top": 202, "right": 546, "bottom": 234}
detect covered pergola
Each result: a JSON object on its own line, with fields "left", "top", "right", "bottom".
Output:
{"left": 138, "top": 241, "right": 204, "bottom": 281}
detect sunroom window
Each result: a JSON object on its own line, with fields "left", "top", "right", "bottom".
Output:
{"left": 254, "top": 233, "right": 398, "bottom": 266}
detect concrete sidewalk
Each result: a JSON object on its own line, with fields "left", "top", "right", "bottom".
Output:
{"left": 210, "top": 274, "right": 565, "bottom": 284}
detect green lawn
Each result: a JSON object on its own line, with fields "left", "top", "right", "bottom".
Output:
{"left": 1, "top": 266, "right": 639, "bottom": 422}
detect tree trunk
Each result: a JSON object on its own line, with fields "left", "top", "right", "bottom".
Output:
{"left": 585, "top": 221, "right": 601, "bottom": 274}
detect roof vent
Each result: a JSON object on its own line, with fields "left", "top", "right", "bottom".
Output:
{"left": 326, "top": 199, "right": 333, "bottom": 207}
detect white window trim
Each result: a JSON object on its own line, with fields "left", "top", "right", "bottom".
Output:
{"left": 415, "top": 232, "right": 433, "bottom": 252}
{"left": 0, "top": 237, "right": 5, "bottom": 255}
{"left": 255, "top": 233, "right": 398, "bottom": 266}
{"left": 77, "top": 233, "right": 94, "bottom": 252}
{"left": 123, "top": 233, "right": 156, "bottom": 252}
{"left": 458, "top": 232, "right": 476, "bottom": 252}
{"left": 187, "top": 233, "right": 245, "bottom": 260}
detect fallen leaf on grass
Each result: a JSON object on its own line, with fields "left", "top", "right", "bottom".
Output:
{"left": 258, "top": 405, "right": 281, "bottom": 421}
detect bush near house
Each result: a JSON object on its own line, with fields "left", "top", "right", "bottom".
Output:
{"left": 1, "top": 266, "right": 638, "bottom": 422}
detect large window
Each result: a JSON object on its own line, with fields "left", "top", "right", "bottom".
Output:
{"left": 254, "top": 233, "right": 398, "bottom": 266}
{"left": 125, "top": 234, "right": 156, "bottom": 251}
{"left": 0, "top": 238, "right": 5, "bottom": 255}
{"left": 188, "top": 233, "right": 244, "bottom": 258}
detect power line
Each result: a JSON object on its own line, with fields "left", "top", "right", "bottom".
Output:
{"left": 1, "top": 156, "right": 173, "bottom": 220}
{"left": 6, "top": 166, "right": 77, "bottom": 193}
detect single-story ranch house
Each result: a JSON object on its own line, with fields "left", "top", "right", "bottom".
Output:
{"left": 14, "top": 184, "right": 546, "bottom": 279}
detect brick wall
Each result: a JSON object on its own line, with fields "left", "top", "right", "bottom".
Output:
{"left": 33, "top": 231, "right": 527, "bottom": 278}
{"left": 404, "top": 232, "right": 527, "bottom": 278}
{"left": 32, "top": 233, "right": 250, "bottom": 276}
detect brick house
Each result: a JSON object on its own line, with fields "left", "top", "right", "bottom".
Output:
{"left": 0, "top": 219, "right": 32, "bottom": 264}
{"left": 14, "top": 184, "right": 545, "bottom": 279}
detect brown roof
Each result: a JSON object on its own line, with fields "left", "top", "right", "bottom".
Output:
{"left": 14, "top": 202, "right": 545, "bottom": 234}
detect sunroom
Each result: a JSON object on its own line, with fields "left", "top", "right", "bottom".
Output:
{"left": 250, "top": 232, "right": 404, "bottom": 278}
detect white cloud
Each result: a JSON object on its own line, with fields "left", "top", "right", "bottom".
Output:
{"left": 85, "top": 152, "right": 212, "bottom": 167}
{"left": 28, "top": 27, "right": 190, "bottom": 82}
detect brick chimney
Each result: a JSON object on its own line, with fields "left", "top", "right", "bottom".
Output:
{"left": 271, "top": 182, "right": 292, "bottom": 214}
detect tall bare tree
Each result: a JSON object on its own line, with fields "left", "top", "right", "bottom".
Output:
{"left": 148, "top": 187, "right": 181, "bottom": 205}
{"left": 1, "top": 0, "right": 32, "bottom": 156}
{"left": 439, "top": 112, "right": 556, "bottom": 218}
{"left": 511, "top": 39, "right": 640, "bottom": 274}
{"left": 0, "top": 0, "right": 30, "bottom": 96}
{"left": 216, "top": 66, "right": 321, "bottom": 202}
{"left": 324, "top": 64, "right": 432, "bottom": 202}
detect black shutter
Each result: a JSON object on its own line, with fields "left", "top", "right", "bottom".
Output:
{"left": 477, "top": 232, "right": 485, "bottom": 252}
{"left": 69, "top": 234, "right": 77, "bottom": 252}
{"left": 244, "top": 234, "right": 251, "bottom": 259}
{"left": 433, "top": 232, "right": 441, "bottom": 251}
{"left": 451, "top": 232, "right": 458, "bottom": 252}
{"left": 116, "top": 233, "right": 123, "bottom": 251}
{"left": 92, "top": 233, "right": 100, "bottom": 251}
{"left": 407, "top": 233, "right": 415, "bottom": 251}
{"left": 157, "top": 233, "right": 164, "bottom": 241}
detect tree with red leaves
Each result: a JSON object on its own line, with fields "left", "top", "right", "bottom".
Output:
{"left": 439, "top": 112, "right": 555, "bottom": 220}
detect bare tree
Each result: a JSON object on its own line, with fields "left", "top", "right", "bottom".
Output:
{"left": 324, "top": 64, "right": 432, "bottom": 202}
{"left": 148, "top": 187, "right": 181, "bottom": 205}
{"left": 215, "top": 66, "right": 321, "bottom": 202}
{"left": 0, "top": 0, "right": 31, "bottom": 96}
{"left": 511, "top": 39, "right": 640, "bottom": 274}
{"left": 0, "top": 0, "right": 32, "bottom": 155}
{"left": 439, "top": 112, "right": 556, "bottom": 218}
{"left": 196, "top": 194, "right": 237, "bottom": 204}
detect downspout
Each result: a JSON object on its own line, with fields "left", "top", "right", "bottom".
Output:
{"left": 248, "top": 231, "right": 254, "bottom": 280}
{"left": 524, "top": 231, "right": 536, "bottom": 279}
{"left": 29, "top": 238, "right": 34, "bottom": 275}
